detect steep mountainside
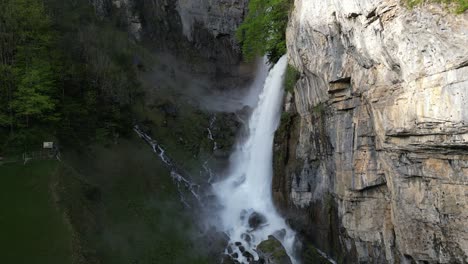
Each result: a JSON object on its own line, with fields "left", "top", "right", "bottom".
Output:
{"left": 40, "top": 1, "right": 250, "bottom": 263}
{"left": 274, "top": 0, "right": 468, "bottom": 263}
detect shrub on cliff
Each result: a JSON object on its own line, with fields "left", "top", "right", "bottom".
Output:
{"left": 236, "top": 0, "right": 292, "bottom": 63}
{"left": 406, "top": 0, "right": 467, "bottom": 13}
{"left": 284, "top": 64, "right": 300, "bottom": 93}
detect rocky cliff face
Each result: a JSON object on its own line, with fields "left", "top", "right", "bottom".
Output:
{"left": 91, "top": 0, "right": 254, "bottom": 111}
{"left": 274, "top": 0, "right": 468, "bottom": 263}
{"left": 91, "top": 0, "right": 248, "bottom": 73}
{"left": 114, "top": 0, "right": 247, "bottom": 63}
{"left": 176, "top": 0, "right": 248, "bottom": 51}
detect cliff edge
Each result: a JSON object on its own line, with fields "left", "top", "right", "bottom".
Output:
{"left": 274, "top": 0, "right": 468, "bottom": 263}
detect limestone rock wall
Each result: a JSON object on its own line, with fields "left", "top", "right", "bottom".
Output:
{"left": 90, "top": 0, "right": 253, "bottom": 95}
{"left": 91, "top": 0, "right": 247, "bottom": 65}
{"left": 176, "top": 0, "right": 248, "bottom": 46}
{"left": 134, "top": 0, "right": 247, "bottom": 64}
{"left": 174, "top": 0, "right": 248, "bottom": 64}
{"left": 274, "top": 0, "right": 468, "bottom": 263}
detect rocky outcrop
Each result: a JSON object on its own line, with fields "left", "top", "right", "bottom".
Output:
{"left": 257, "top": 235, "right": 293, "bottom": 264}
{"left": 274, "top": 0, "right": 468, "bottom": 263}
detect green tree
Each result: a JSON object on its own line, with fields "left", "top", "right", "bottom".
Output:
{"left": 0, "top": 0, "right": 145, "bottom": 152}
{"left": 11, "top": 62, "right": 56, "bottom": 127}
{"left": 0, "top": 0, "right": 58, "bottom": 151}
{"left": 236, "top": 0, "right": 292, "bottom": 63}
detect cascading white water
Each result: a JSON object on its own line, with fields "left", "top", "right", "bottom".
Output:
{"left": 213, "top": 56, "right": 297, "bottom": 263}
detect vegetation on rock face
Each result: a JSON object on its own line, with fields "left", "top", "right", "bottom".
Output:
{"left": 284, "top": 64, "right": 300, "bottom": 93}
{"left": 257, "top": 235, "right": 291, "bottom": 263}
{"left": 303, "top": 245, "right": 335, "bottom": 264}
{"left": 0, "top": 0, "right": 145, "bottom": 154}
{"left": 236, "top": 0, "right": 293, "bottom": 63}
{"left": 405, "top": 0, "right": 468, "bottom": 13}
{"left": 313, "top": 102, "right": 325, "bottom": 114}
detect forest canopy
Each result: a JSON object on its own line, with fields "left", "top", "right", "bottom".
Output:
{"left": 0, "top": 0, "right": 143, "bottom": 154}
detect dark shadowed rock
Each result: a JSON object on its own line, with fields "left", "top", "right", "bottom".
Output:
{"left": 222, "top": 254, "right": 239, "bottom": 264}
{"left": 241, "top": 233, "right": 252, "bottom": 244}
{"left": 248, "top": 212, "right": 267, "bottom": 229}
{"left": 242, "top": 251, "right": 254, "bottom": 262}
{"left": 239, "top": 245, "right": 245, "bottom": 253}
{"left": 227, "top": 245, "right": 233, "bottom": 254}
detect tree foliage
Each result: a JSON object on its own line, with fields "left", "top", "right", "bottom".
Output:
{"left": 0, "top": 0, "right": 58, "bottom": 150}
{"left": 236, "top": 0, "right": 292, "bottom": 63}
{"left": 0, "top": 0, "right": 144, "bottom": 153}
{"left": 284, "top": 64, "right": 300, "bottom": 93}
{"left": 11, "top": 64, "right": 56, "bottom": 123}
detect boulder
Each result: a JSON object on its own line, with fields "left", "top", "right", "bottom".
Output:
{"left": 256, "top": 236, "right": 292, "bottom": 264}
{"left": 248, "top": 211, "right": 267, "bottom": 230}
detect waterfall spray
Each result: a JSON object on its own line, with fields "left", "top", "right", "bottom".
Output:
{"left": 213, "top": 56, "right": 297, "bottom": 263}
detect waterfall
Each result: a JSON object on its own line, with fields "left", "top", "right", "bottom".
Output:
{"left": 213, "top": 56, "right": 297, "bottom": 263}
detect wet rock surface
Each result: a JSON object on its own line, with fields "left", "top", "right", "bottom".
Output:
{"left": 257, "top": 236, "right": 293, "bottom": 264}
{"left": 274, "top": 1, "right": 468, "bottom": 263}
{"left": 248, "top": 212, "right": 268, "bottom": 230}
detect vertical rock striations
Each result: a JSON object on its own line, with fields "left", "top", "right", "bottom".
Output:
{"left": 91, "top": 0, "right": 248, "bottom": 73}
{"left": 133, "top": 0, "right": 248, "bottom": 64}
{"left": 274, "top": 0, "right": 468, "bottom": 263}
{"left": 176, "top": 0, "right": 248, "bottom": 51}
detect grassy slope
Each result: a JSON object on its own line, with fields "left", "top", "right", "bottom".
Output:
{"left": 57, "top": 136, "right": 211, "bottom": 264}
{"left": 0, "top": 160, "right": 72, "bottom": 264}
